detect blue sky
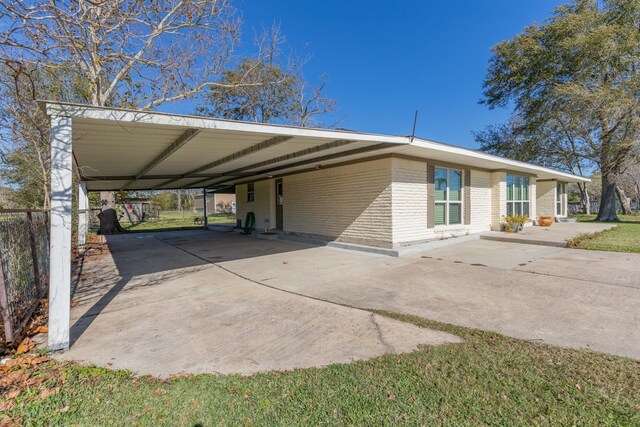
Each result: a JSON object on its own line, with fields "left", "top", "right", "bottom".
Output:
{"left": 186, "top": 1, "right": 564, "bottom": 149}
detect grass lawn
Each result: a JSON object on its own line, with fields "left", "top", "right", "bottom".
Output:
{"left": 117, "top": 211, "right": 235, "bottom": 233}
{"left": 3, "top": 312, "right": 639, "bottom": 425}
{"left": 568, "top": 214, "right": 640, "bottom": 253}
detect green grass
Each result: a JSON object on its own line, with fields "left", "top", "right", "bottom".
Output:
{"left": 111, "top": 211, "right": 235, "bottom": 233}
{"left": 5, "top": 312, "right": 639, "bottom": 426}
{"left": 568, "top": 214, "right": 640, "bottom": 253}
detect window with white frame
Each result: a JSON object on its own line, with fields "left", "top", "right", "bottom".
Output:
{"left": 556, "top": 182, "right": 565, "bottom": 215}
{"left": 506, "top": 174, "right": 530, "bottom": 217}
{"left": 434, "top": 167, "right": 462, "bottom": 226}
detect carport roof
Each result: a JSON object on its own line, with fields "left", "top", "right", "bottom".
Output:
{"left": 41, "top": 101, "right": 589, "bottom": 191}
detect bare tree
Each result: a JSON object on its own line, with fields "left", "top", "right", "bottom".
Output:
{"left": 0, "top": 0, "right": 246, "bottom": 108}
{"left": 0, "top": 63, "right": 86, "bottom": 208}
{"left": 199, "top": 24, "right": 336, "bottom": 127}
{"left": 0, "top": 1, "right": 281, "bottom": 207}
{"left": 291, "top": 74, "right": 336, "bottom": 127}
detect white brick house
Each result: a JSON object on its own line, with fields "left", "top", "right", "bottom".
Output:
{"left": 236, "top": 154, "right": 581, "bottom": 249}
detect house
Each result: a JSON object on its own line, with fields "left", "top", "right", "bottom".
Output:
{"left": 40, "top": 101, "right": 588, "bottom": 350}
{"left": 234, "top": 150, "right": 580, "bottom": 249}
{"left": 194, "top": 192, "right": 236, "bottom": 214}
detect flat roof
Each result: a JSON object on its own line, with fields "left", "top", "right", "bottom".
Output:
{"left": 41, "top": 101, "right": 589, "bottom": 191}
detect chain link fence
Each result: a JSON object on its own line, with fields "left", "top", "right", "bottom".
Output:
{"left": 0, "top": 210, "right": 49, "bottom": 344}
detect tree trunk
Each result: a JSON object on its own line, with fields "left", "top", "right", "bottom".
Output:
{"left": 595, "top": 173, "right": 620, "bottom": 221}
{"left": 176, "top": 190, "right": 182, "bottom": 212}
{"left": 100, "top": 191, "right": 116, "bottom": 210}
{"left": 584, "top": 184, "right": 591, "bottom": 215}
{"left": 616, "top": 185, "right": 632, "bottom": 215}
{"left": 577, "top": 182, "right": 590, "bottom": 214}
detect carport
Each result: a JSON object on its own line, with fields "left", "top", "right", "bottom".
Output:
{"left": 41, "top": 101, "right": 409, "bottom": 350}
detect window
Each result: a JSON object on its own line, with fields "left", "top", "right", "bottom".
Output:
{"left": 276, "top": 181, "right": 283, "bottom": 205}
{"left": 247, "top": 183, "right": 255, "bottom": 202}
{"left": 556, "top": 182, "right": 565, "bottom": 215}
{"left": 434, "top": 167, "right": 462, "bottom": 226}
{"left": 506, "top": 174, "right": 529, "bottom": 217}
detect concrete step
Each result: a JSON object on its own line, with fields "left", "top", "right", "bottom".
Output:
{"left": 479, "top": 233, "right": 566, "bottom": 248}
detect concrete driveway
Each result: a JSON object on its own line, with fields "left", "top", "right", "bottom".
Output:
{"left": 58, "top": 232, "right": 459, "bottom": 377}
{"left": 168, "top": 231, "right": 639, "bottom": 360}
{"left": 59, "top": 230, "right": 640, "bottom": 376}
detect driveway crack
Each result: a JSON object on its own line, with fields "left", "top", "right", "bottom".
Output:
{"left": 370, "top": 313, "right": 394, "bottom": 354}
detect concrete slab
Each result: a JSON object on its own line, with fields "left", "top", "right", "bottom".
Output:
{"left": 515, "top": 248, "right": 640, "bottom": 289}
{"left": 56, "top": 231, "right": 460, "bottom": 377}
{"left": 480, "top": 222, "right": 615, "bottom": 247}
{"left": 165, "top": 233, "right": 639, "bottom": 361}
{"left": 415, "top": 240, "right": 565, "bottom": 269}
{"left": 421, "top": 239, "right": 640, "bottom": 288}
{"left": 56, "top": 230, "right": 640, "bottom": 378}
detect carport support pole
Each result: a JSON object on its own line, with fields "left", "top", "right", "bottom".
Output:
{"left": 48, "top": 115, "right": 73, "bottom": 351}
{"left": 202, "top": 188, "right": 208, "bottom": 229}
{"left": 78, "top": 181, "right": 88, "bottom": 250}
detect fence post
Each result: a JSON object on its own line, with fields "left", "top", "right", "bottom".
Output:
{"left": 26, "top": 212, "right": 43, "bottom": 297}
{"left": 0, "top": 250, "right": 13, "bottom": 343}
{"left": 78, "top": 181, "right": 88, "bottom": 250}
{"left": 203, "top": 188, "right": 208, "bottom": 229}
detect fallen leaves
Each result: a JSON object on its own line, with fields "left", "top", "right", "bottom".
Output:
{"left": 0, "top": 370, "right": 30, "bottom": 388}
{"left": 0, "top": 399, "right": 16, "bottom": 412}
{"left": 1, "top": 355, "right": 50, "bottom": 373}
{"left": 5, "top": 389, "right": 20, "bottom": 399}
{"left": 0, "top": 353, "right": 61, "bottom": 416}
{"left": 27, "top": 326, "right": 47, "bottom": 336}
{"left": 38, "top": 387, "right": 60, "bottom": 399}
{"left": 14, "top": 339, "right": 35, "bottom": 356}
{"left": 0, "top": 414, "right": 21, "bottom": 427}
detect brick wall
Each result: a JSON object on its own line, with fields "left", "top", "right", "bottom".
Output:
{"left": 391, "top": 158, "right": 429, "bottom": 243}
{"left": 391, "top": 159, "right": 493, "bottom": 245}
{"left": 490, "top": 171, "right": 507, "bottom": 230}
{"left": 469, "top": 170, "right": 492, "bottom": 233}
{"left": 536, "top": 180, "right": 556, "bottom": 218}
{"left": 530, "top": 177, "right": 537, "bottom": 220}
{"left": 236, "top": 180, "right": 274, "bottom": 230}
{"left": 235, "top": 157, "right": 551, "bottom": 247}
{"left": 284, "top": 158, "right": 394, "bottom": 247}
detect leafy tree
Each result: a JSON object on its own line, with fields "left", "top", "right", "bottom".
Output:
{"left": 201, "top": 57, "right": 298, "bottom": 123}
{"left": 480, "top": 0, "right": 640, "bottom": 221}
{"left": 474, "top": 117, "right": 594, "bottom": 213}
{"left": 150, "top": 192, "right": 176, "bottom": 211}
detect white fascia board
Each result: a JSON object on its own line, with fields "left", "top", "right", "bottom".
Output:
{"left": 41, "top": 101, "right": 589, "bottom": 183}
{"left": 40, "top": 101, "right": 410, "bottom": 145}
{"left": 409, "top": 138, "right": 590, "bottom": 182}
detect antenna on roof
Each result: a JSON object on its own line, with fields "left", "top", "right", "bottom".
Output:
{"left": 410, "top": 110, "right": 418, "bottom": 143}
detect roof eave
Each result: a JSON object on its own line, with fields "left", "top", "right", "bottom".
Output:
{"left": 410, "top": 138, "right": 590, "bottom": 183}
{"left": 39, "top": 100, "right": 410, "bottom": 145}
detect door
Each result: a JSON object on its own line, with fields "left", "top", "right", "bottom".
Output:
{"left": 275, "top": 179, "right": 283, "bottom": 229}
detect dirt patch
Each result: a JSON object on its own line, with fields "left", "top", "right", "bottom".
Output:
{"left": 72, "top": 233, "right": 110, "bottom": 261}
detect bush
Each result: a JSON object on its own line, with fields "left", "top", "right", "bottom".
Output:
{"left": 502, "top": 214, "right": 529, "bottom": 233}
